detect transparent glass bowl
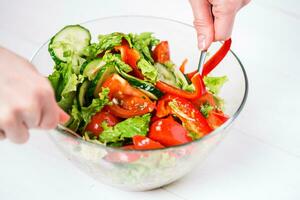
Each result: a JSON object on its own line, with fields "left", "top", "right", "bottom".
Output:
{"left": 31, "top": 16, "right": 248, "bottom": 191}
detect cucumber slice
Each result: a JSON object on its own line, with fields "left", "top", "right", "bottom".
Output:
{"left": 155, "top": 63, "right": 192, "bottom": 90}
{"left": 155, "top": 63, "right": 177, "bottom": 86}
{"left": 93, "top": 65, "right": 117, "bottom": 97}
{"left": 49, "top": 25, "right": 91, "bottom": 64}
{"left": 86, "top": 64, "right": 117, "bottom": 99}
{"left": 81, "top": 58, "right": 106, "bottom": 80}
{"left": 116, "top": 66, "right": 163, "bottom": 100}
{"left": 77, "top": 80, "right": 89, "bottom": 107}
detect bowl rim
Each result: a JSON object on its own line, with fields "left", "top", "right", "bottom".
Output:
{"left": 31, "top": 15, "right": 249, "bottom": 152}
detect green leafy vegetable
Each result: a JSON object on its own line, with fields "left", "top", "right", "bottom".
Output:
{"left": 65, "top": 88, "right": 110, "bottom": 133}
{"left": 137, "top": 58, "right": 158, "bottom": 83}
{"left": 66, "top": 102, "right": 82, "bottom": 131}
{"left": 203, "top": 76, "right": 228, "bottom": 95}
{"left": 129, "top": 32, "right": 159, "bottom": 63}
{"left": 98, "top": 32, "right": 132, "bottom": 52}
{"left": 200, "top": 103, "right": 214, "bottom": 118}
{"left": 48, "top": 69, "right": 63, "bottom": 100}
{"left": 81, "top": 88, "right": 110, "bottom": 124}
{"left": 99, "top": 114, "right": 151, "bottom": 144}
{"left": 188, "top": 131, "right": 201, "bottom": 140}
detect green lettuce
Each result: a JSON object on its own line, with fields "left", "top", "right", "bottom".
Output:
{"left": 66, "top": 102, "right": 82, "bottom": 131}
{"left": 102, "top": 53, "right": 132, "bottom": 73}
{"left": 99, "top": 114, "right": 151, "bottom": 144}
{"left": 200, "top": 103, "right": 214, "bottom": 118}
{"left": 81, "top": 88, "right": 110, "bottom": 124}
{"left": 58, "top": 73, "right": 84, "bottom": 112}
{"left": 48, "top": 62, "right": 83, "bottom": 112}
{"left": 137, "top": 58, "right": 158, "bottom": 83}
{"left": 48, "top": 69, "right": 63, "bottom": 100}
{"left": 129, "top": 32, "right": 159, "bottom": 63}
{"left": 203, "top": 76, "right": 228, "bottom": 95}
{"left": 66, "top": 88, "right": 110, "bottom": 133}
{"left": 98, "top": 33, "right": 132, "bottom": 51}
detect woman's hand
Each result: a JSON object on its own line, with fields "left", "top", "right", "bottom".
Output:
{"left": 0, "top": 47, "right": 69, "bottom": 144}
{"left": 189, "top": 0, "right": 250, "bottom": 50}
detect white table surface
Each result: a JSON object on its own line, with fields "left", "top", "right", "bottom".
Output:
{"left": 0, "top": 0, "right": 299, "bottom": 199}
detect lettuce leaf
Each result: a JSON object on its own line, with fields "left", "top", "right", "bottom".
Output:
{"left": 203, "top": 76, "right": 228, "bottom": 95}
{"left": 99, "top": 113, "right": 151, "bottom": 144}
{"left": 80, "top": 88, "right": 110, "bottom": 124}
{"left": 129, "top": 32, "right": 159, "bottom": 63}
{"left": 137, "top": 58, "right": 158, "bottom": 83}
{"left": 200, "top": 103, "right": 214, "bottom": 118}
{"left": 65, "top": 88, "right": 110, "bottom": 132}
{"left": 98, "top": 32, "right": 132, "bottom": 52}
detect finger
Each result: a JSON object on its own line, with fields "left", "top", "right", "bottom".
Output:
{"left": 38, "top": 98, "right": 60, "bottom": 129}
{"left": 20, "top": 101, "right": 42, "bottom": 129}
{"left": 4, "top": 122, "right": 29, "bottom": 144}
{"left": 0, "top": 130, "right": 6, "bottom": 140}
{"left": 59, "top": 107, "right": 70, "bottom": 124}
{"left": 189, "top": 0, "right": 214, "bottom": 50}
{"left": 212, "top": 9, "right": 236, "bottom": 41}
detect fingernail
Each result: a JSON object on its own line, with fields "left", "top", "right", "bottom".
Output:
{"left": 197, "top": 34, "right": 206, "bottom": 50}
{"left": 59, "top": 110, "right": 70, "bottom": 124}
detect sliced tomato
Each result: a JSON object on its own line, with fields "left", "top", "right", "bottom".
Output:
{"left": 156, "top": 94, "right": 213, "bottom": 137}
{"left": 115, "top": 43, "right": 144, "bottom": 79}
{"left": 85, "top": 107, "right": 119, "bottom": 136}
{"left": 132, "top": 135, "right": 165, "bottom": 150}
{"left": 152, "top": 41, "right": 170, "bottom": 63}
{"left": 102, "top": 74, "right": 155, "bottom": 118}
{"left": 149, "top": 116, "right": 192, "bottom": 147}
{"left": 207, "top": 111, "right": 229, "bottom": 129}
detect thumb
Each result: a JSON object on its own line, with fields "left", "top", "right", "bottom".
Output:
{"left": 189, "top": 0, "right": 214, "bottom": 50}
{"left": 58, "top": 107, "right": 70, "bottom": 124}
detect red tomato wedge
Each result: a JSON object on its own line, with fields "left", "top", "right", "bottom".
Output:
{"left": 156, "top": 94, "right": 213, "bottom": 137}
{"left": 132, "top": 135, "right": 165, "bottom": 150}
{"left": 152, "top": 41, "right": 170, "bottom": 63}
{"left": 149, "top": 116, "right": 192, "bottom": 147}
{"left": 115, "top": 43, "right": 144, "bottom": 79}
{"left": 102, "top": 74, "right": 155, "bottom": 118}
{"left": 155, "top": 73, "right": 206, "bottom": 99}
{"left": 85, "top": 107, "right": 119, "bottom": 136}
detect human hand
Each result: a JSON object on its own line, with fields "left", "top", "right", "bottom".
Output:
{"left": 189, "top": 0, "right": 250, "bottom": 50}
{"left": 0, "top": 47, "right": 69, "bottom": 144}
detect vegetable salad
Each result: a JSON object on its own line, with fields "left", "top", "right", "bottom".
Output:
{"left": 47, "top": 25, "right": 231, "bottom": 150}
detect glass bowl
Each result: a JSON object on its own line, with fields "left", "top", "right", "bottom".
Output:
{"left": 31, "top": 16, "right": 248, "bottom": 191}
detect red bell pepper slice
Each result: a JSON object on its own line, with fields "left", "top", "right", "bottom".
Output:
{"left": 187, "top": 38, "right": 232, "bottom": 79}
{"left": 191, "top": 92, "right": 216, "bottom": 109}
{"left": 207, "top": 111, "right": 229, "bottom": 129}
{"left": 179, "top": 58, "right": 188, "bottom": 73}
{"left": 156, "top": 94, "right": 213, "bottom": 137}
{"left": 115, "top": 43, "right": 144, "bottom": 79}
{"left": 155, "top": 73, "right": 206, "bottom": 99}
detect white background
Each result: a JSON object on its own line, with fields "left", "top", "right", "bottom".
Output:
{"left": 0, "top": 0, "right": 299, "bottom": 199}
